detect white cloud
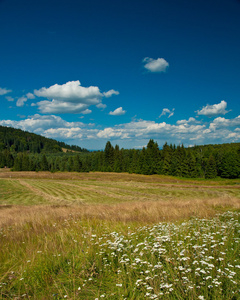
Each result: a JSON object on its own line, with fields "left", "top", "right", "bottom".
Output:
{"left": 34, "top": 80, "right": 101, "bottom": 114}
{"left": 197, "top": 100, "right": 229, "bottom": 116}
{"left": 15, "top": 92, "right": 36, "bottom": 107}
{"left": 34, "top": 80, "right": 101, "bottom": 104}
{"left": 16, "top": 96, "right": 28, "bottom": 107}
{"left": 176, "top": 117, "right": 199, "bottom": 125}
{"left": 159, "top": 108, "right": 175, "bottom": 118}
{"left": 1, "top": 113, "right": 239, "bottom": 149}
{"left": 209, "top": 115, "right": 240, "bottom": 130}
{"left": 36, "top": 100, "right": 89, "bottom": 114}
{"left": 81, "top": 109, "right": 92, "bottom": 114}
{"left": 109, "top": 107, "right": 126, "bottom": 116}
{"left": 26, "top": 92, "right": 35, "bottom": 99}
{"left": 96, "top": 103, "right": 107, "bottom": 109}
{"left": 32, "top": 80, "right": 119, "bottom": 114}
{"left": 143, "top": 57, "right": 169, "bottom": 72}
{"left": 5, "top": 96, "right": 14, "bottom": 102}
{"left": 0, "top": 87, "right": 12, "bottom": 95}
{"left": 96, "top": 119, "right": 206, "bottom": 142}
{"left": 44, "top": 127, "right": 83, "bottom": 139}
{"left": 0, "top": 114, "right": 83, "bottom": 132}
{"left": 97, "top": 128, "right": 126, "bottom": 139}
{"left": 103, "top": 89, "right": 119, "bottom": 98}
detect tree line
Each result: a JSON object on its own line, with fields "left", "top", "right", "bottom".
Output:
{"left": 1, "top": 140, "right": 239, "bottom": 179}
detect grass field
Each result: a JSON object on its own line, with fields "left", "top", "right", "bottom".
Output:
{"left": 0, "top": 170, "right": 240, "bottom": 299}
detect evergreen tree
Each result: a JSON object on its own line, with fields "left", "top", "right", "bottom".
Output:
{"left": 205, "top": 155, "right": 217, "bottom": 179}
{"left": 113, "top": 145, "right": 122, "bottom": 172}
{"left": 41, "top": 154, "right": 49, "bottom": 171}
{"left": 219, "top": 152, "right": 240, "bottom": 179}
{"left": 162, "top": 143, "right": 172, "bottom": 175}
{"left": 22, "top": 153, "right": 30, "bottom": 171}
{"left": 73, "top": 155, "right": 82, "bottom": 172}
{"left": 146, "top": 139, "right": 160, "bottom": 174}
{"left": 104, "top": 141, "right": 114, "bottom": 171}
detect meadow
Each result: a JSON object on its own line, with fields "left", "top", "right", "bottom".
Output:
{"left": 0, "top": 170, "right": 240, "bottom": 299}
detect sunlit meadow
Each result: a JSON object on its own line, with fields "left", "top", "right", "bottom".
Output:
{"left": 0, "top": 171, "right": 240, "bottom": 299}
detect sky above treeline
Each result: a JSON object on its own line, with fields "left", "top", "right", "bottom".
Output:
{"left": 0, "top": 0, "right": 239, "bottom": 150}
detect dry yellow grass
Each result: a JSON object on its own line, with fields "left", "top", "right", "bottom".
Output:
{"left": 1, "top": 196, "right": 239, "bottom": 229}
{"left": 0, "top": 170, "right": 239, "bottom": 228}
{"left": 0, "top": 170, "right": 239, "bottom": 299}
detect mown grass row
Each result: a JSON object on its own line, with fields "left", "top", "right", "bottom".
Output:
{"left": 0, "top": 211, "right": 239, "bottom": 299}
{"left": 1, "top": 176, "right": 240, "bottom": 206}
{"left": 0, "top": 180, "right": 46, "bottom": 205}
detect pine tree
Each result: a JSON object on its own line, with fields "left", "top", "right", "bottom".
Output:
{"left": 113, "top": 145, "right": 122, "bottom": 172}
{"left": 205, "top": 155, "right": 217, "bottom": 179}
{"left": 40, "top": 154, "right": 49, "bottom": 171}
{"left": 73, "top": 155, "right": 82, "bottom": 172}
{"left": 104, "top": 141, "right": 114, "bottom": 171}
{"left": 146, "top": 139, "right": 160, "bottom": 174}
{"left": 219, "top": 152, "right": 240, "bottom": 179}
{"left": 162, "top": 143, "right": 172, "bottom": 175}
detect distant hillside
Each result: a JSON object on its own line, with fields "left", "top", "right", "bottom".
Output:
{"left": 0, "top": 125, "right": 88, "bottom": 154}
{"left": 0, "top": 126, "right": 239, "bottom": 179}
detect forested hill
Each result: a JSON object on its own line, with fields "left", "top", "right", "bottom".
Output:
{"left": 0, "top": 126, "right": 88, "bottom": 154}
{"left": 0, "top": 125, "right": 239, "bottom": 179}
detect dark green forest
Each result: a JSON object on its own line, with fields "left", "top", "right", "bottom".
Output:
{"left": 0, "top": 125, "right": 88, "bottom": 154}
{"left": 0, "top": 126, "right": 239, "bottom": 179}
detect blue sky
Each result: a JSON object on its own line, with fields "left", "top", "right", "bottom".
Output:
{"left": 0, "top": 0, "right": 239, "bottom": 150}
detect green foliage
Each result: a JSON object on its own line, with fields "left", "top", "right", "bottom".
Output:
{"left": 205, "top": 155, "right": 218, "bottom": 179}
{"left": 0, "top": 125, "right": 88, "bottom": 155}
{"left": 1, "top": 125, "right": 240, "bottom": 179}
{"left": 104, "top": 141, "right": 114, "bottom": 171}
{"left": 219, "top": 152, "right": 240, "bottom": 179}
{"left": 0, "top": 211, "right": 239, "bottom": 299}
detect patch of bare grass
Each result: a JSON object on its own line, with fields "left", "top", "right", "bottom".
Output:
{"left": 0, "top": 195, "right": 239, "bottom": 229}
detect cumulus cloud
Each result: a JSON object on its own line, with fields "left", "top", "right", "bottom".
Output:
{"left": 96, "top": 103, "right": 107, "bottom": 109}
{"left": 95, "top": 117, "right": 240, "bottom": 145}
{"left": 177, "top": 117, "right": 199, "bottom": 125}
{"left": 15, "top": 92, "right": 36, "bottom": 107}
{"left": 97, "top": 127, "right": 126, "bottom": 139}
{"left": 197, "top": 100, "right": 229, "bottom": 116}
{"left": 0, "top": 87, "right": 12, "bottom": 95}
{"left": 159, "top": 108, "right": 175, "bottom": 118}
{"left": 33, "top": 80, "right": 119, "bottom": 114}
{"left": 5, "top": 96, "right": 14, "bottom": 102}
{"left": 103, "top": 89, "right": 119, "bottom": 98}
{"left": 109, "top": 107, "right": 126, "bottom": 116}
{"left": 16, "top": 96, "right": 28, "bottom": 107}
{"left": 26, "top": 92, "right": 35, "bottom": 99}
{"left": 97, "top": 119, "right": 205, "bottom": 142}
{"left": 36, "top": 100, "right": 89, "bottom": 114}
{"left": 81, "top": 109, "right": 92, "bottom": 114}
{"left": 44, "top": 127, "right": 83, "bottom": 139}
{"left": 143, "top": 57, "right": 169, "bottom": 72}
{"left": 34, "top": 80, "right": 101, "bottom": 104}
{"left": 209, "top": 115, "right": 240, "bottom": 130}
{"left": 0, "top": 114, "right": 77, "bottom": 132}
{"left": 1, "top": 113, "right": 239, "bottom": 149}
